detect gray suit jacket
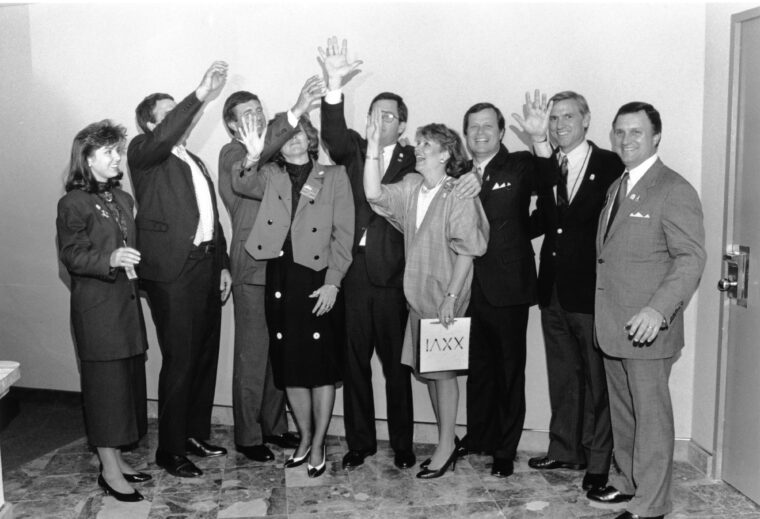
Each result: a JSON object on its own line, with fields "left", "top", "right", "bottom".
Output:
{"left": 244, "top": 161, "right": 354, "bottom": 287}
{"left": 594, "top": 158, "right": 706, "bottom": 359}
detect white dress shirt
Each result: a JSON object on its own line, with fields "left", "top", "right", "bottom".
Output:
{"left": 173, "top": 145, "right": 214, "bottom": 245}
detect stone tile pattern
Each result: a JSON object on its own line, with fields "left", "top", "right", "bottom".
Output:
{"left": 4, "top": 422, "right": 759, "bottom": 519}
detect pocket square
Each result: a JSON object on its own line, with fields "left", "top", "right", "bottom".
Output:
{"left": 629, "top": 211, "right": 650, "bottom": 218}
{"left": 492, "top": 182, "right": 510, "bottom": 191}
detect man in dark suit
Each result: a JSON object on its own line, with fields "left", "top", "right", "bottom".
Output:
{"left": 318, "top": 37, "right": 417, "bottom": 470}
{"left": 515, "top": 91, "right": 622, "bottom": 492}
{"left": 463, "top": 102, "right": 549, "bottom": 478}
{"left": 217, "top": 78, "right": 326, "bottom": 462}
{"left": 128, "top": 62, "right": 232, "bottom": 478}
{"left": 588, "top": 102, "right": 705, "bottom": 519}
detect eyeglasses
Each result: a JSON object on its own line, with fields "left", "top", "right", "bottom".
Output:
{"left": 380, "top": 112, "right": 400, "bottom": 123}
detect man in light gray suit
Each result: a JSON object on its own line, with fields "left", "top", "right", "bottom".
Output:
{"left": 588, "top": 102, "right": 705, "bottom": 519}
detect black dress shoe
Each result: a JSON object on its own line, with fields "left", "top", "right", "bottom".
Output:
{"left": 341, "top": 448, "right": 376, "bottom": 469}
{"left": 97, "top": 474, "right": 143, "bottom": 502}
{"left": 587, "top": 485, "right": 634, "bottom": 504}
{"left": 394, "top": 450, "right": 416, "bottom": 469}
{"left": 237, "top": 444, "right": 274, "bottom": 462}
{"left": 491, "top": 457, "right": 514, "bottom": 478}
{"left": 307, "top": 445, "right": 327, "bottom": 478}
{"left": 155, "top": 450, "right": 203, "bottom": 478}
{"left": 582, "top": 472, "right": 608, "bottom": 491}
{"left": 185, "top": 438, "right": 227, "bottom": 458}
{"left": 615, "top": 513, "right": 664, "bottom": 519}
{"left": 263, "top": 432, "right": 300, "bottom": 449}
{"left": 528, "top": 455, "right": 586, "bottom": 470}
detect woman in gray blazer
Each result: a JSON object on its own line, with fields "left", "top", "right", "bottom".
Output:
{"left": 240, "top": 115, "right": 354, "bottom": 478}
{"left": 56, "top": 121, "right": 149, "bottom": 502}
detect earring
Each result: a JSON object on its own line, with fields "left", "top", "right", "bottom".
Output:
{"left": 439, "top": 158, "right": 445, "bottom": 164}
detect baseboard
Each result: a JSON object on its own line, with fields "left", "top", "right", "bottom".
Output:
{"left": 146, "top": 399, "right": 713, "bottom": 474}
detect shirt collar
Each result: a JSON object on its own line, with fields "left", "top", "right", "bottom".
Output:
{"left": 559, "top": 140, "right": 590, "bottom": 166}
{"left": 474, "top": 151, "right": 498, "bottom": 174}
{"left": 627, "top": 153, "right": 659, "bottom": 188}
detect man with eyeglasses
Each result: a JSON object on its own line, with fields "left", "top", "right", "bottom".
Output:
{"left": 318, "top": 37, "right": 418, "bottom": 470}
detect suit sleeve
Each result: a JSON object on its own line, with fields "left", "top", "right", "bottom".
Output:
{"left": 647, "top": 181, "right": 706, "bottom": 324}
{"left": 325, "top": 166, "right": 355, "bottom": 286}
{"left": 320, "top": 97, "right": 366, "bottom": 167}
{"left": 127, "top": 92, "right": 203, "bottom": 173}
{"left": 56, "top": 195, "right": 116, "bottom": 280}
{"left": 529, "top": 157, "right": 557, "bottom": 239}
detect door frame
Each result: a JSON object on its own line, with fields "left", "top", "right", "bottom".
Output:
{"left": 713, "top": 5, "right": 760, "bottom": 481}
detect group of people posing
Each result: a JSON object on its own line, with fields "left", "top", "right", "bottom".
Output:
{"left": 56, "top": 37, "right": 705, "bottom": 519}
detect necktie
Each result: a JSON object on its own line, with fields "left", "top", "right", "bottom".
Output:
{"left": 604, "top": 171, "right": 629, "bottom": 240}
{"left": 557, "top": 154, "right": 569, "bottom": 208}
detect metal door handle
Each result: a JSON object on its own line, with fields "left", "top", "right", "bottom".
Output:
{"left": 718, "top": 278, "right": 738, "bottom": 291}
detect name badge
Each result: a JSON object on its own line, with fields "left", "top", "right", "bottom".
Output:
{"left": 300, "top": 182, "right": 321, "bottom": 200}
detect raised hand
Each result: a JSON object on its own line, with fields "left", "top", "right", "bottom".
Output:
{"left": 365, "top": 107, "right": 382, "bottom": 155}
{"left": 196, "top": 61, "right": 229, "bottom": 102}
{"left": 511, "top": 89, "right": 552, "bottom": 142}
{"left": 237, "top": 110, "right": 268, "bottom": 161}
{"left": 292, "top": 75, "right": 328, "bottom": 118}
{"left": 317, "top": 36, "right": 363, "bottom": 90}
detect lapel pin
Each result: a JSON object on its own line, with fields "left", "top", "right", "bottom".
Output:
{"left": 589, "top": 174, "right": 595, "bottom": 181}
{"left": 318, "top": 170, "right": 324, "bottom": 176}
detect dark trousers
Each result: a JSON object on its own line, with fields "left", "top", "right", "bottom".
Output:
{"left": 231, "top": 284, "right": 287, "bottom": 446}
{"left": 540, "top": 286, "right": 612, "bottom": 473}
{"left": 467, "top": 282, "right": 529, "bottom": 460}
{"left": 143, "top": 253, "right": 221, "bottom": 455}
{"left": 342, "top": 251, "right": 413, "bottom": 453}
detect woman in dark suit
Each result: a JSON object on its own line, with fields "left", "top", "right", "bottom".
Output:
{"left": 56, "top": 120, "right": 150, "bottom": 502}
{"left": 239, "top": 115, "right": 354, "bottom": 478}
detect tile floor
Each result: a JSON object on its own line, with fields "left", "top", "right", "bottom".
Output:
{"left": 4, "top": 421, "right": 760, "bottom": 518}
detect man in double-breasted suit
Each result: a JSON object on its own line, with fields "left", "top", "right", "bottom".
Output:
{"left": 318, "top": 37, "right": 419, "bottom": 470}
{"left": 517, "top": 91, "right": 622, "bottom": 492}
{"left": 217, "top": 78, "right": 325, "bottom": 462}
{"left": 588, "top": 102, "right": 705, "bottom": 519}
{"left": 463, "top": 102, "right": 550, "bottom": 478}
{"left": 128, "top": 62, "right": 232, "bottom": 478}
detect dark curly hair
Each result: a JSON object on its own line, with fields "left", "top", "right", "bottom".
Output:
{"left": 64, "top": 120, "right": 127, "bottom": 193}
{"left": 273, "top": 115, "right": 320, "bottom": 167}
{"left": 416, "top": 123, "right": 469, "bottom": 178}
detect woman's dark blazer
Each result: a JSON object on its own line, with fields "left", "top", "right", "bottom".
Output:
{"left": 57, "top": 188, "right": 148, "bottom": 362}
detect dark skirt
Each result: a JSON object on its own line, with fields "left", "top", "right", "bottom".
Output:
{"left": 265, "top": 241, "right": 342, "bottom": 389}
{"left": 80, "top": 353, "right": 147, "bottom": 447}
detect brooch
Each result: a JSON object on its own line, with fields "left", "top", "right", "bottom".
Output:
{"left": 94, "top": 203, "right": 110, "bottom": 219}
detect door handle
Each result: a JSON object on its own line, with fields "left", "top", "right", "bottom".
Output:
{"left": 720, "top": 246, "right": 750, "bottom": 307}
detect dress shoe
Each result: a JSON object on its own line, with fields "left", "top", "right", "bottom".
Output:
{"left": 394, "top": 450, "right": 416, "bottom": 469}
{"left": 97, "top": 474, "right": 143, "bottom": 502}
{"left": 587, "top": 485, "right": 634, "bottom": 504}
{"left": 284, "top": 446, "right": 311, "bottom": 468}
{"left": 307, "top": 445, "right": 327, "bottom": 478}
{"left": 582, "top": 472, "right": 608, "bottom": 491}
{"left": 263, "top": 432, "right": 300, "bottom": 449}
{"left": 155, "top": 450, "right": 203, "bottom": 478}
{"left": 186, "top": 438, "right": 227, "bottom": 458}
{"left": 528, "top": 455, "right": 586, "bottom": 470}
{"left": 341, "top": 448, "right": 376, "bottom": 469}
{"left": 237, "top": 444, "right": 274, "bottom": 462}
{"left": 615, "top": 513, "right": 663, "bottom": 519}
{"left": 491, "top": 457, "right": 514, "bottom": 478}
{"left": 416, "top": 448, "right": 457, "bottom": 479}
{"left": 425, "top": 436, "right": 461, "bottom": 468}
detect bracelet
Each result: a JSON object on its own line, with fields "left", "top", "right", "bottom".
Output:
{"left": 445, "top": 292, "right": 458, "bottom": 300}
{"left": 245, "top": 153, "right": 260, "bottom": 164}
{"left": 533, "top": 136, "right": 547, "bottom": 143}
{"left": 327, "top": 284, "right": 340, "bottom": 291}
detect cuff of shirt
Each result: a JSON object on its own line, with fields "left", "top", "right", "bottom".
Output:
{"left": 325, "top": 89, "right": 342, "bottom": 105}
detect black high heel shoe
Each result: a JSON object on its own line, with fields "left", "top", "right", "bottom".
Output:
{"left": 416, "top": 447, "right": 458, "bottom": 479}
{"left": 284, "top": 446, "right": 311, "bottom": 468}
{"left": 307, "top": 445, "right": 327, "bottom": 478}
{"left": 99, "top": 462, "right": 152, "bottom": 483}
{"left": 421, "top": 435, "right": 460, "bottom": 469}
{"left": 97, "top": 474, "right": 144, "bottom": 502}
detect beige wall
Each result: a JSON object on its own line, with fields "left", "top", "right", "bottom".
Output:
{"left": 0, "top": 3, "right": 710, "bottom": 437}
